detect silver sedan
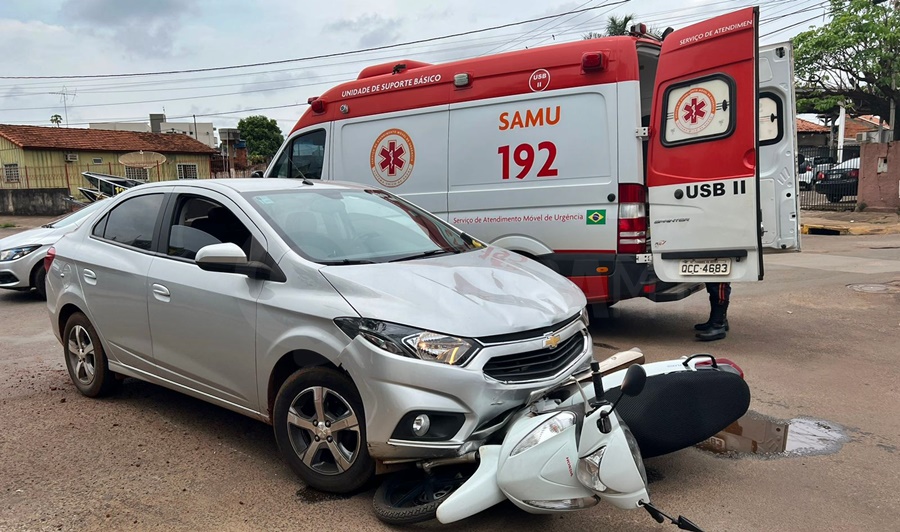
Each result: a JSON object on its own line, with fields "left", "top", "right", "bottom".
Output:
{"left": 46, "top": 179, "right": 591, "bottom": 494}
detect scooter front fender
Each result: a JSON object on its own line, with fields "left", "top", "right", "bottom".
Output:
{"left": 436, "top": 445, "right": 505, "bottom": 524}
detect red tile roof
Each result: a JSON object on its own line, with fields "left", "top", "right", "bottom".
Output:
{"left": 842, "top": 117, "right": 881, "bottom": 139}
{"left": 796, "top": 118, "right": 828, "bottom": 133}
{"left": 0, "top": 124, "right": 216, "bottom": 154}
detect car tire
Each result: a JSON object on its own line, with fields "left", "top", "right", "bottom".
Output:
{"left": 826, "top": 194, "right": 843, "bottom": 203}
{"left": 63, "top": 312, "right": 119, "bottom": 397}
{"left": 31, "top": 264, "right": 47, "bottom": 300}
{"left": 273, "top": 367, "right": 375, "bottom": 494}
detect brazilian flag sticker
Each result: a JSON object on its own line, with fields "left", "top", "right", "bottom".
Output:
{"left": 586, "top": 209, "right": 606, "bottom": 225}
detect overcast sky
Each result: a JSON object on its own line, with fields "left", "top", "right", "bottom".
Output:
{"left": 0, "top": 0, "right": 831, "bottom": 139}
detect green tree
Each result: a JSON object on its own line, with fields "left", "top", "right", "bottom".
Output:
{"left": 237, "top": 115, "right": 285, "bottom": 161}
{"left": 50, "top": 114, "right": 62, "bottom": 127}
{"left": 605, "top": 14, "right": 635, "bottom": 36}
{"left": 582, "top": 14, "right": 659, "bottom": 40}
{"left": 794, "top": 0, "right": 900, "bottom": 138}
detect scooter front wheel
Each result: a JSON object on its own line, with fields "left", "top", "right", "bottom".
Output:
{"left": 373, "top": 466, "right": 473, "bottom": 525}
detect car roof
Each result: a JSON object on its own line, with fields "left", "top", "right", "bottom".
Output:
{"left": 131, "top": 178, "right": 375, "bottom": 194}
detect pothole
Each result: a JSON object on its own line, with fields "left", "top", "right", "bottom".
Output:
{"left": 696, "top": 410, "right": 849, "bottom": 459}
{"left": 847, "top": 281, "right": 900, "bottom": 294}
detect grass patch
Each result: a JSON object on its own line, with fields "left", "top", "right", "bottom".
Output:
{"left": 0, "top": 222, "right": 16, "bottom": 228}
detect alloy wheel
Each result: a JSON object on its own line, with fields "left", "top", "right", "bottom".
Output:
{"left": 67, "top": 325, "right": 96, "bottom": 385}
{"left": 286, "top": 386, "right": 361, "bottom": 476}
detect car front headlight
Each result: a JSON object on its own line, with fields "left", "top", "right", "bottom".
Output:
{"left": 580, "top": 306, "right": 590, "bottom": 327}
{"left": 0, "top": 245, "right": 40, "bottom": 262}
{"left": 334, "top": 317, "right": 479, "bottom": 365}
{"left": 511, "top": 411, "right": 576, "bottom": 456}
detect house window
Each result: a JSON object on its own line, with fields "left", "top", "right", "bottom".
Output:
{"left": 177, "top": 163, "right": 198, "bottom": 180}
{"left": 3, "top": 163, "right": 20, "bottom": 183}
{"left": 92, "top": 157, "right": 103, "bottom": 164}
{"left": 124, "top": 166, "right": 149, "bottom": 181}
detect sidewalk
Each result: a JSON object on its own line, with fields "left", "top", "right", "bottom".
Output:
{"left": 800, "top": 209, "right": 900, "bottom": 236}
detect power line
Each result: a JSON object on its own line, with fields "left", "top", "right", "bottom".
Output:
{"left": 0, "top": 1, "right": 629, "bottom": 80}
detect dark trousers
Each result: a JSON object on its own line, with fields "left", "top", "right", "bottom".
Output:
{"left": 706, "top": 282, "right": 731, "bottom": 305}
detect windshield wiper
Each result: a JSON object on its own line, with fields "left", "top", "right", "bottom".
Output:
{"left": 388, "top": 249, "right": 459, "bottom": 262}
{"left": 320, "top": 258, "right": 379, "bottom": 265}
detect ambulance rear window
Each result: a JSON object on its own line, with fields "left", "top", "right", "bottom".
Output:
{"left": 661, "top": 74, "right": 735, "bottom": 147}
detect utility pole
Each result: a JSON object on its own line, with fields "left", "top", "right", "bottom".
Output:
{"left": 49, "top": 86, "right": 75, "bottom": 127}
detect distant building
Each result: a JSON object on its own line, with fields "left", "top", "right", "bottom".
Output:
{"left": 91, "top": 113, "right": 218, "bottom": 149}
{"left": 0, "top": 124, "right": 216, "bottom": 200}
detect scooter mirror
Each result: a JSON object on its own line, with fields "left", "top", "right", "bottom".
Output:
{"left": 621, "top": 364, "right": 647, "bottom": 397}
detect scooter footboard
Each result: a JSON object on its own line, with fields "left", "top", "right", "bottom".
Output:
{"left": 611, "top": 369, "right": 750, "bottom": 458}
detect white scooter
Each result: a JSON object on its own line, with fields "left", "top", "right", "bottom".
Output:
{"left": 373, "top": 350, "right": 750, "bottom": 529}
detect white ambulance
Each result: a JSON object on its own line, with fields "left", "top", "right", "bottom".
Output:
{"left": 263, "top": 7, "right": 800, "bottom": 309}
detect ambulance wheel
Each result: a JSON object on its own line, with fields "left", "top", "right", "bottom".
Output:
{"left": 373, "top": 466, "right": 473, "bottom": 525}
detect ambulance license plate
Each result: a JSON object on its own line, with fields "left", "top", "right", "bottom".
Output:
{"left": 679, "top": 258, "right": 731, "bottom": 276}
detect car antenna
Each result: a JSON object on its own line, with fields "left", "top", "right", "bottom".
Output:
{"left": 291, "top": 163, "right": 315, "bottom": 186}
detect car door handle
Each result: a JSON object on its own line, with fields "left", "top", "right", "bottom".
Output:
{"left": 83, "top": 269, "right": 97, "bottom": 285}
{"left": 152, "top": 283, "right": 171, "bottom": 302}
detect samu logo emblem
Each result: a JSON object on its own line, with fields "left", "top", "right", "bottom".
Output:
{"left": 370, "top": 129, "right": 416, "bottom": 188}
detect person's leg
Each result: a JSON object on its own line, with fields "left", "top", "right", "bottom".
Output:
{"left": 694, "top": 283, "right": 730, "bottom": 331}
{"left": 696, "top": 282, "right": 730, "bottom": 341}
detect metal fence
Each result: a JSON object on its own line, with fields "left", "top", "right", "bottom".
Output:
{"left": 798, "top": 146, "right": 860, "bottom": 211}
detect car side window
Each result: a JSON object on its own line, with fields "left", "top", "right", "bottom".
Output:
{"left": 270, "top": 129, "right": 326, "bottom": 179}
{"left": 94, "top": 194, "right": 164, "bottom": 250}
{"left": 166, "top": 195, "right": 254, "bottom": 260}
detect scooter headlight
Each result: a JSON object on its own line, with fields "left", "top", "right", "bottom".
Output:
{"left": 622, "top": 423, "right": 647, "bottom": 486}
{"left": 577, "top": 425, "right": 647, "bottom": 494}
{"left": 511, "top": 412, "right": 576, "bottom": 456}
{"left": 576, "top": 446, "right": 608, "bottom": 492}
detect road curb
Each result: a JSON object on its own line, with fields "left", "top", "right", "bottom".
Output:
{"left": 801, "top": 223, "right": 900, "bottom": 236}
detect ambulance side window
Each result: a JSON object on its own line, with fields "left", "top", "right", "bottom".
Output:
{"left": 661, "top": 74, "right": 735, "bottom": 147}
{"left": 271, "top": 129, "right": 326, "bottom": 179}
{"left": 758, "top": 93, "right": 783, "bottom": 146}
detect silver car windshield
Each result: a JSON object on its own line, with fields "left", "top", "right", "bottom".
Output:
{"left": 246, "top": 188, "right": 481, "bottom": 264}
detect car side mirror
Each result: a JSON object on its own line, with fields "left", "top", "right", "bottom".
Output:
{"left": 195, "top": 243, "right": 275, "bottom": 280}
{"left": 250, "top": 170, "right": 264, "bottom": 178}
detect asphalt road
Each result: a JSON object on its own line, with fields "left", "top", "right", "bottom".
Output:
{"left": 1, "top": 232, "right": 898, "bottom": 531}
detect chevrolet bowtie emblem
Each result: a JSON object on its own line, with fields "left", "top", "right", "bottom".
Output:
{"left": 543, "top": 334, "right": 561, "bottom": 349}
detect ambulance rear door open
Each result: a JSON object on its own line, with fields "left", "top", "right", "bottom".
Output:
{"left": 647, "top": 7, "right": 763, "bottom": 283}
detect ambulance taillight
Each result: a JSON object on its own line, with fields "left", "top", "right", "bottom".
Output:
{"left": 617, "top": 184, "right": 648, "bottom": 254}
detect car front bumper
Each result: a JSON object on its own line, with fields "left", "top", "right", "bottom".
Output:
{"left": 0, "top": 249, "right": 45, "bottom": 290}
{"left": 339, "top": 316, "right": 593, "bottom": 461}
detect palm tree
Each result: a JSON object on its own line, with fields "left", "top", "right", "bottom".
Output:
{"left": 605, "top": 14, "right": 635, "bottom": 36}
{"left": 50, "top": 114, "right": 62, "bottom": 127}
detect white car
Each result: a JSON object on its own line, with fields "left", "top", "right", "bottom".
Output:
{"left": 0, "top": 200, "right": 107, "bottom": 299}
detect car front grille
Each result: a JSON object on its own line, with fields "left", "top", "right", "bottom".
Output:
{"left": 483, "top": 332, "right": 586, "bottom": 383}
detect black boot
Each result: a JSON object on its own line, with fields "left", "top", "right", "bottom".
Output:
{"left": 694, "top": 298, "right": 729, "bottom": 331}
{"left": 696, "top": 302, "right": 728, "bottom": 341}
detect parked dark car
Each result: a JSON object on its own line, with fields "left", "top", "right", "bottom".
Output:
{"left": 815, "top": 158, "right": 859, "bottom": 203}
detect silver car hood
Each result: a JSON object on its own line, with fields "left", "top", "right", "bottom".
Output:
{"left": 0, "top": 226, "right": 65, "bottom": 249}
{"left": 320, "top": 248, "right": 585, "bottom": 338}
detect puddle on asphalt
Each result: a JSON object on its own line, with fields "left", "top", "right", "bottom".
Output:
{"left": 696, "top": 411, "right": 849, "bottom": 458}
